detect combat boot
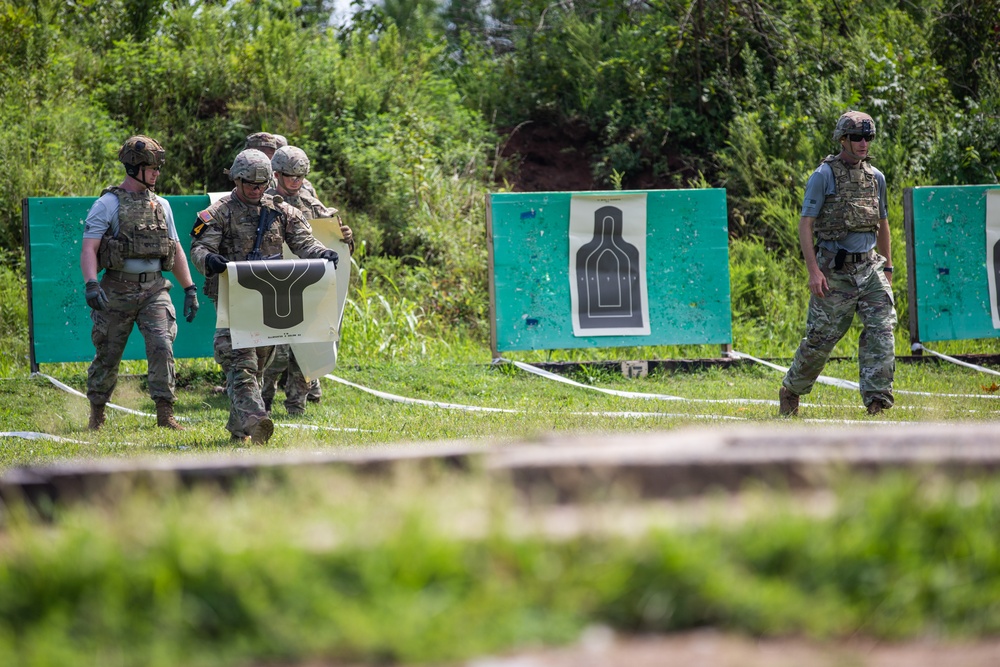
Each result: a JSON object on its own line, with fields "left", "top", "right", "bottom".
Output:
{"left": 778, "top": 386, "right": 799, "bottom": 417}
{"left": 866, "top": 399, "right": 888, "bottom": 416}
{"left": 155, "top": 399, "right": 185, "bottom": 430}
{"left": 89, "top": 403, "right": 106, "bottom": 430}
{"left": 244, "top": 414, "right": 274, "bottom": 444}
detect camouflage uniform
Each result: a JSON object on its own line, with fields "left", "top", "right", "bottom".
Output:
{"left": 260, "top": 187, "right": 341, "bottom": 414}
{"left": 782, "top": 111, "right": 896, "bottom": 412}
{"left": 83, "top": 136, "right": 199, "bottom": 431}
{"left": 190, "top": 183, "right": 330, "bottom": 438}
{"left": 88, "top": 187, "right": 178, "bottom": 408}
{"left": 783, "top": 251, "right": 896, "bottom": 401}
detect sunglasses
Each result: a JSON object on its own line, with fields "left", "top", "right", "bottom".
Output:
{"left": 848, "top": 133, "right": 875, "bottom": 142}
{"left": 242, "top": 180, "right": 269, "bottom": 190}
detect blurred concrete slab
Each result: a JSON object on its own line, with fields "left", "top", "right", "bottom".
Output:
{"left": 3, "top": 422, "right": 1000, "bottom": 509}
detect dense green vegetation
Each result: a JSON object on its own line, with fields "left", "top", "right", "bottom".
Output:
{"left": 2, "top": 0, "right": 999, "bottom": 366}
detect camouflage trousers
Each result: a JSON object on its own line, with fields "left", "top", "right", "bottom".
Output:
{"left": 214, "top": 328, "right": 275, "bottom": 437}
{"left": 261, "top": 345, "right": 321, "bottom": 414}
{"left": 87, "top": 275, "right": 177, "bottom": 406}
{"left": 783, "top": 254, "right": 897, "bottom": 407}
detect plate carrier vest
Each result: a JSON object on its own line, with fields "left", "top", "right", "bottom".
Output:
{"left": 813, "top": 155, "right": 880, "bottom": 241}
{"left": 97, "top": 186, "right": 175, "bottom": 271}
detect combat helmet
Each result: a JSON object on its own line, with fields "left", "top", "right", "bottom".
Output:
{"left": 245, "top": 132, "right": 279, "bottom": 151}
{"left": 273, "top": 134, "right": 288, "bottom": 149}
{"left": 118, "top": 135, "right": 165, "bottom": 180}
{"left": 832, "top": 110, "right": 876, "bottom": 141}
{"left": 228, "top": 149, "right": 273, "bottom": 183}
{"left": 271, "top": 146, "right": 310, "bottom": 177}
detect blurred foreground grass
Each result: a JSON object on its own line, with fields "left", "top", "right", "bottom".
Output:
{"left": 1, "top": 468, "right": 1000, "bottom": 666}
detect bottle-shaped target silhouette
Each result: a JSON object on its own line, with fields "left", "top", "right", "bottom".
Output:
{"left": 576, "top": 205, "right": 643, "bottom": 329}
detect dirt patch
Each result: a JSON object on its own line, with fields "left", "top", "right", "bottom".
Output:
{"left": 494, "top": 120, "right": 699, "bottom": 192}
{"left": 496, "top": 120, "right": 599, "bottom": 192}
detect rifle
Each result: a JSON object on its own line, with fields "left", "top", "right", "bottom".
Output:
{"left": 246, "top": 196, "right": 285, "bottom": 261}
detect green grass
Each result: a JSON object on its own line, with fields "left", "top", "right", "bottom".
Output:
{"left": 3, "top": 358, "right": 1000, "bottom": 470}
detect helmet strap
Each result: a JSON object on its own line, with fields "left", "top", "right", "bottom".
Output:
{"left": 839, "top": 139, "right": 865, "bottom": 164}
{"left": 125, "top": 164, "right": 156, "bottom": 190}
{"left": 136, "top": 166, "right": 156, "bottom": 191}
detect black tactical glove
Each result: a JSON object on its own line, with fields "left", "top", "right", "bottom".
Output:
{"left": 183, "top": 285, "right": 199, "bottom": 323}
{"left": 205, "top": 253, "right": 228, "bottom": 275}
{"left": 84, "top": 279, "right": 109, "bottom": 311}
{"left": 320, "top": 249, "right": 339, "bottom": 269}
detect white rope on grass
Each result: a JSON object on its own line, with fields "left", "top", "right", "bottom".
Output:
{"left": 275, "top": 423, "right": 367, "bottom": 433}
{"left": 36, "top": 371, "right": 371, "bottom": 431}
{"left": 32, "top": 372, "right": 186, "bottom": 419}
{"left": 726, "top": 350, "right": 860, "bottom": 390}
{"left": 502, "top": 358, "right": 780, "bottom": 406}
{"left": 912, "top": 343, "right": 1000, "bottom": 377}
{"left": 324, "top": 374, "right": 751, "bottom": 420}
{"left": 729, "top": 350, "right": 1000, "bottom": 399}
{"left": 570, "top": 411, "right": 747, "bottom": 421}
{"left": 0, "top": 431, "right": 89, "bottom": 444}
{"left": 324, "top": 374, "right": 519, "bottom": 413}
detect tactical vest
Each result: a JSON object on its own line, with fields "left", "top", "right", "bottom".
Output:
{"left": 201, "top": 194, "right": 286, "bottom": 300}
{"left": 97, "top": 186, "right": 175, "bottom": 271}
{"left": 813, "top": 156, "right": 880, "bottom": 241}
{"left": 280, "top": 190, "right": 335, "bottom": 221}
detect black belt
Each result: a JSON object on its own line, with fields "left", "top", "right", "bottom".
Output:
{"left": 104, "top": 270, "right": 163, "bottom": 283}
{"left": 817, "top": 248, "right": 875, "bottom": 269}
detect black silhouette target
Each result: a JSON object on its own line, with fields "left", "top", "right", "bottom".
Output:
{"left": 575, "top": 205, "right": 644, "bottom": 329}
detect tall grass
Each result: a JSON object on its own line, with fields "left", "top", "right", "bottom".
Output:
{"left": 0, "top": 255, "right": 27, "bottom": 378}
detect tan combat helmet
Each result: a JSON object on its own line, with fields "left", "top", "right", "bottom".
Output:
{"left": 271, "top": 146, "right": 310, "bottom": 177}
{"left": 119, "top": 135, "right": 165, "bottom": 179}
{"left": 229, "top": 149, "right": 273, "bottom": 183}
{"left": 245, "top": 132, "right": 279, "bottom": 151}
{"left": 832, "top": 110, "right": 876, "bottom": 141}
{"left": 273, "top": 134, "right": 288, "bottom": 149}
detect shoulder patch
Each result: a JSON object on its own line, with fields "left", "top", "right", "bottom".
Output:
{"left": 191, "top": 210, "right": 214, "bottom": 239}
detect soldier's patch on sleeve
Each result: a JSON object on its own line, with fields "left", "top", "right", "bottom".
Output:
{"left": 191, "top": 210, "right": 213, "bottom": 238}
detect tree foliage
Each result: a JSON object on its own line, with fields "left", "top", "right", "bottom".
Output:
{"left": 1, "top": 0, "right": 998, "bottom": 342}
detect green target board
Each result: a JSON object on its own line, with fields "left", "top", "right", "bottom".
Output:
{"left": 487, "top": 189, "right": 731, "bottom": 354}
{"left": 904, "top": 185, "right": 1000, "bottom": 344}
{"left": 24, "top": 196, "right": 217, "bottom": 368}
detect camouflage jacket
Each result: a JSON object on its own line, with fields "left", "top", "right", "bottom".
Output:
{"left": 190, "top": 190, "right": 329, "bottom": 299}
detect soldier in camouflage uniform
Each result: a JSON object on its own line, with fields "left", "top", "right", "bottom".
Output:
{"left": 245, "top": 132, "right": 317, "bottom": 197}
{"left": 80, "top": 135, "right": 201, "bottom": 431}
{"left": 261, "top": 146, "right": 354, "bottom": 415}
{"left": 780, "top": 111, "right": 896, "bottom": 417}
{"left": 190, "top": 149, "right": 339, "bottom": 442}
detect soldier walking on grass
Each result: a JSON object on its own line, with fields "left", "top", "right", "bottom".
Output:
{"left": 260, "top": 146, "right": 354, "bottom": 416}
{"left": 190, "top": 149, "right": 339, "bottom": 443}
{"left": 80, "top": 135, "right": 200, "bottom": 431}
{"left": 779, "top": 110, "right": 896, "bottom": 417}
